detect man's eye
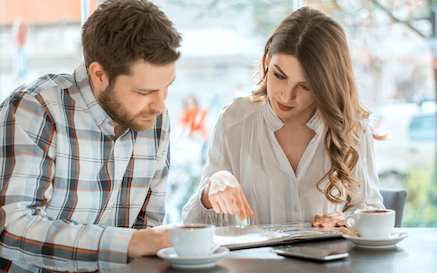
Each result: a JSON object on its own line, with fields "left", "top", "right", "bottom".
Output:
{"left": 273, "top": 71, "right": 286, "bottom": 80}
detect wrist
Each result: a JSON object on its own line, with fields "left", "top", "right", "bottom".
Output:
{"left": 201, "top": 183, "right": 212, "bottom": 209}
{"left": 127, "top": 230, "right": 141, "bottom": 259}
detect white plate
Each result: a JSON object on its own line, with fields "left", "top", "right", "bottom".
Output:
{"left": 342, "top": 230, "right": 409, "bottom": 249}
{"left": 157, "top": 246, "right": 229, "bottom": 269}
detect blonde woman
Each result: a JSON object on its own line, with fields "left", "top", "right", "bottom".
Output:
{"left": 183, "top": 7, "right": 385, "bottom": 227}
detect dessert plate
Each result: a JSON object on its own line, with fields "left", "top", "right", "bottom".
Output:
{"left": 342, "top": 230, "right": 408, "bottom": 249}
{"left": 157, "top": 246, "right": 229, "bottom": 268}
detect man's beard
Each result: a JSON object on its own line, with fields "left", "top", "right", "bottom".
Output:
{"left": 98, "top": 85, "right": 162, "bottom": 132}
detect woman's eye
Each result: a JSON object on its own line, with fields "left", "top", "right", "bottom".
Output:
{"left": 301, "top": 85, "right": 310, "bottom": 91}
{"left": 273, "top": 71, "right": 286, "bottom": 80}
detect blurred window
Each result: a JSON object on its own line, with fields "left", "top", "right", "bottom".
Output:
{"left": 409, "top": 115, "right": 436, "bottom": 141}
{"left": 0, "top": 0, "right": 99, "bottom": 100}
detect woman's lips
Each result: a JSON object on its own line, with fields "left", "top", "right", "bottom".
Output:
{"left": 276, "top": 100, "right": 293, "bottom": 111}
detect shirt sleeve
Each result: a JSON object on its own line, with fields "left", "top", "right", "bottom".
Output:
{"left": 343, "top": 122, "right": 385, "bottom": 215}
{"left": 0, "top": 93, "right": 134, "bottom": 272}
{"left": 182, "top": 108, "right": 237, "bottom": 226}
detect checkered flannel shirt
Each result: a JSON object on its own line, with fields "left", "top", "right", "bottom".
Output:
{"left": 0, "top": 63, "right": 170, "bottom": 272}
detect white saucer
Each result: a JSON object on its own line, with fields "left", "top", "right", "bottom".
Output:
{"left": 157, "top": 246, "right": 230, "bottom": 269}
{"left": 342, "top": 230, "right": 409, "bottom": 249}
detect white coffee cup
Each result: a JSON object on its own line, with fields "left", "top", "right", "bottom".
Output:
{"left": 345, "top": 209, "right": 395, "bottom": 239}
{"left": 169, "top": 224, "right": 215, "bottom": 257}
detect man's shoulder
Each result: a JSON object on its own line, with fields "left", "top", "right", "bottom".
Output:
{"left": 1, "top": 73, "right": 80, "bottom": 114}
{"left": 15, "top": 73, "right": 75, "bottom": 100}
{"left": 219, "top": 96, "right": 263, "bottom": 130}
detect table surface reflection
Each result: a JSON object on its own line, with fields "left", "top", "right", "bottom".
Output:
{"left": 119, "top": 228, "right": 437, "bottom": 273}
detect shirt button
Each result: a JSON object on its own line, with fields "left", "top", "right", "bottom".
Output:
{"left": 294, "top": 207, "right": 299, "bottom": 213}
{"left": 116, "top": 179, "right": 121, "bottom": 184}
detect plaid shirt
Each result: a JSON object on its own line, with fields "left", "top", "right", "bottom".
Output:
{"left": 0, "top": 63, "right": 170, "bottom": 272}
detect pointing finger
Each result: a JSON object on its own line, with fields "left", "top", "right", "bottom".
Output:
{"left": 241, "top": 191, "right": 255, "bottom": 218}
{"left": 232, "top": 195, "right": 247, "bottom": 221}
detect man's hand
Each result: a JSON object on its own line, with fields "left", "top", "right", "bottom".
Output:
{"left": 127, "top": 223, "right": 180, "bottom": 259}
{"left": 311, "top": 211, "right": 345, "bottom": 227}
{"left": 201, "top": 170, "right": 255, "bottom": 221}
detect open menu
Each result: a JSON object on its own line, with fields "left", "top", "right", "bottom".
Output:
{"left": 214, "top": 222, "right": 342, "bottom": 250}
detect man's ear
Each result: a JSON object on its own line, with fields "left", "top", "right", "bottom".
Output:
{"left": 88, "top": 62, "right": 109, "bottom": 90}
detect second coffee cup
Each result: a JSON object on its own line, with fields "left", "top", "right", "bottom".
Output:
{"left": 345, "top": 209, "right": 395, "bottom": 239}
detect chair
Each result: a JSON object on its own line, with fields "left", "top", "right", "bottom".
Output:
{"left": 379, "top": 188, "right": 407, "bottom": 227}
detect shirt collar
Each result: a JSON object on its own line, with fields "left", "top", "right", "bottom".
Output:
{"left": 261, "top": 99, "right": 284, "bottom": 132}
{"left": 306, "top": 109, "right": 325, "bottom": 134}
{"left": 261, "top": 99, "right": 325, "bottom": 134}
{"left": 74, "top": 62, "right": 116, "bottom": 138}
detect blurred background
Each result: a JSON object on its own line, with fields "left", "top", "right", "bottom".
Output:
{"left": 0, "top": 0, "right": 436, "bottom": 227}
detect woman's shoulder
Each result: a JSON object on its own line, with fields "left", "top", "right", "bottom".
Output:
{"left": 358, "top": 118, "right": 372, "bottom": 133}
{"left": 224, "top": 96, "right": 261, "bottom": 112}
{"left": 218, "top": 96, "right": 264, "bottom": 129}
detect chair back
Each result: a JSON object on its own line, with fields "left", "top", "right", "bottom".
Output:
{"left": 379, "top": 188, "right": 407, "bottom": 227}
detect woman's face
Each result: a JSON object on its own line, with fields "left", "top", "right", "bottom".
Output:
{"left": 266, "top": 53, "right": 315, "bottom": 124}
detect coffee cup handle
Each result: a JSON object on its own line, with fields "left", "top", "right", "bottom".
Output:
{"left": 209, "top": 243, "right": 220, "bottom": 255}
{"left": 344, "top": 214, "right": 356, "bottom": 231}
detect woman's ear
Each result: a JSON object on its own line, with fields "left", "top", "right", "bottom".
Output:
{"left": 88, "top": 62, "right": 109, "bottom": 90}
{"left": 264, "top": 54, "right": 272, "bottom": 73}
{"left": 265, "top": 52, "right": 271, "bottom": 67}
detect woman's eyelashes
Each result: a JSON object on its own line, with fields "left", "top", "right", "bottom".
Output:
{"left": 272, "top": 69, "right": 310, "bottom": 91}
{"left": 301, "top": 84, "right": 310, "bottom": 91}
{"left": 273, "top": 71, "right": 286, "bottom": 80}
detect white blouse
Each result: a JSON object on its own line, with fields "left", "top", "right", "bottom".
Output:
{"left": 182, "top": 97, "right": 384, "bottom": 226}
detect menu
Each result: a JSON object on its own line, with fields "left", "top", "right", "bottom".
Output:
{"left": 214, "top": 222, "right": 342, "bottom": 250}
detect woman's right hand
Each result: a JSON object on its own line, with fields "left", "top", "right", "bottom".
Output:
{"left": 201, "top": 170, "right": 255, "bottom": 221}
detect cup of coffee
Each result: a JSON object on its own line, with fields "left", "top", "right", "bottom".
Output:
{"left": 345, "top": 209, "right": 395, "bottom": 239}
{"left": 169, "top": 224, "right": 215, "bottom": 257}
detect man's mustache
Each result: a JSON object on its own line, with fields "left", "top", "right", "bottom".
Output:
{"left": 139, "top": 110, "right": 162, "bottom": 117}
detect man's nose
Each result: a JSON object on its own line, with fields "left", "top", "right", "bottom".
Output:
{"left": 150, "top": 90, "right": 166, "bottom": 112}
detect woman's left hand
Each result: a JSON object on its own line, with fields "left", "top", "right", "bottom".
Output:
{"left": 311, "top": 211, "right": 345, "bottom": 227}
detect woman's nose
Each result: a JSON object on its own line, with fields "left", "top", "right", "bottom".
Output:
{"left": 280, "top": 89, "right": 295, "bottom": 102}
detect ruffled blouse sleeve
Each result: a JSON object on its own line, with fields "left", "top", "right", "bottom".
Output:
{"left": 182, "top": 105, "right": 237, "bottom": 226}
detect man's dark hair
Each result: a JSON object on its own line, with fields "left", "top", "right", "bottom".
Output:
{"left": 82, "top": 0, "right": 182, "bottom": 85}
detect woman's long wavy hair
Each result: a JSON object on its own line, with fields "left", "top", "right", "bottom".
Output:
{"left": 249, "top": 7, "right": 386, "bottom": 204}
